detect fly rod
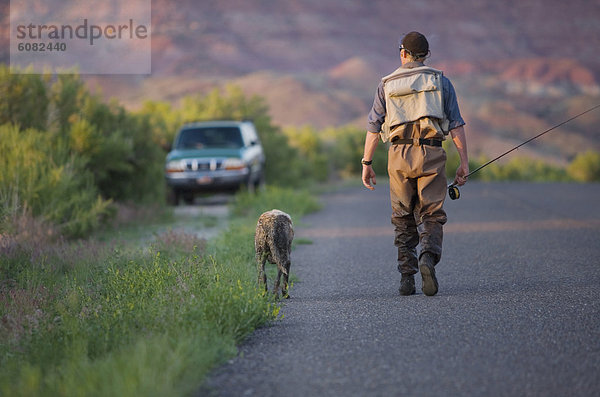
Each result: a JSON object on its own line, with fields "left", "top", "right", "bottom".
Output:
{"left": 448, "top": 103, "right": 600, "bottom": 200}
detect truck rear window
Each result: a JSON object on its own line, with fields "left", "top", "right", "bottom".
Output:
{"left": 176, "top": 127, "right": 244, "bottom": 149}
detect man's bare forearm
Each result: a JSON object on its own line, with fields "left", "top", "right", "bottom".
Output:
{"left": 363, "top": 131, "right": 380, "bottom": 161}
{"left": 450, "top": 125, "right": 468, "bottom": 165}
{"left": 450, "top": 125, "right": 469, "bottom": 185}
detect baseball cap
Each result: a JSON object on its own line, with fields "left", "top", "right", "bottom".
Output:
{"left": 400, "top": 32, "right": 429, "bottom": 57}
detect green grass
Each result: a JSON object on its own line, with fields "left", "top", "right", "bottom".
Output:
{"left": 293, "top": 238, "right": 313, "bottom": 246}
{"left": 0, "top": 186, "right": 320, "bottom": 396}
{"left": 230, "top": 185, "right": 321, "bottom": 220}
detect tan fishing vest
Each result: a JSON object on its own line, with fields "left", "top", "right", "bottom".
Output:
{"left": 380, "top": 66, "right": 449, "bottom": 143}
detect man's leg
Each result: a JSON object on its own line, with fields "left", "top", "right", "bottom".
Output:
{"left": 415, "top": 147, "right": 448, "bottom": 262}
{"left": 415, "top": 149, "right": 448, "bottom": 295}
{"left": 389, "top": 148, "right": 419, "bottom": 295}
{"left": 392, "top": 211, "right": 419, "bottom": 296}
{"left": 392, "top": 212, "right": 419, "bottom": 276}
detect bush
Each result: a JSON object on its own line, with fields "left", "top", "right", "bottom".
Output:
{"left": 136, "top": 100, "right": 182, "bottom": 151}
{"left": 323, "top": 126, "right": 388, "bottom": 178}
{"left": 444, "top": 139, "right": 573, "bottom": 183}
{"left": 57, "top": 82, "right": 165, "bottom": 203}
{"left": 568, "top": 150, "right": 600, "bottom": 182}
{"left": 0, "top": 69, "right": 166, "bottom": 236}
{"left": 474, "top": 156, "right": 568, "bottom": 182}
{"left": 0, "top": 123, "right": 111, "bottom": 237}
{"left": 0, "top": 65, "right": 48, "bottom": 131}
{"left": 283, "top": 126, "right": 329, "bottom": 182}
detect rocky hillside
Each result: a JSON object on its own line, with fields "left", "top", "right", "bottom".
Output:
{"left": 2, "top": 0, "right": 599, "bottom": 161}
{"left": 144, "top": 0, "right": 600, "bottom": 77}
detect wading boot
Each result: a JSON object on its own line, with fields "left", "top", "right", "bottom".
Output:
{"left": 399, "top": 275, "right": 416, "bottom": 296}
{"left": 419, "top": 253, "right": 439, "bottom": 296}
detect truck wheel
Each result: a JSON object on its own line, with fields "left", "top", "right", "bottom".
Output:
{"left": 245, "top": 176, "right": 256, "bottom": 194}
{"left": 167, "top": 188, "right": 180, "bottom": 206}
{"left": 255, "top": 172, "right": 266, "bottom": 192}
{"left": 182, "top": 192, "right": 195, "bottom": 205}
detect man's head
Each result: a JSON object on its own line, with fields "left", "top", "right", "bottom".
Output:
{"left": 399, "top": 31, "right": 429, "bottom": 63}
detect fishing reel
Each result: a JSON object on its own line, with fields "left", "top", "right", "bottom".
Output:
{"left": 448, "top": 184, "right": 460, "bottom": 200}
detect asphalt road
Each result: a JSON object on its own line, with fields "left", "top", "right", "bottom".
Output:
{"left": 202, "top": 182, "right": 600, "bottom": 397}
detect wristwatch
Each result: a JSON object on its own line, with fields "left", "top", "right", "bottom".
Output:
{"left": 361, "top": 158, "right": 372, "bottom": 166}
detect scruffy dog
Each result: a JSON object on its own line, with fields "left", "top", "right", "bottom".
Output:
{"left": 255, "top": 209, "right": 294, "bottom": 298}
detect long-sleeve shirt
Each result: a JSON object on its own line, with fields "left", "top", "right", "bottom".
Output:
{"left": 366, "top": 62, "right": 465, "bottom": 133}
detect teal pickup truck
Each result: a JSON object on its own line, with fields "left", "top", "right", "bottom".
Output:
{"left": 165, "top": 120, "right": 265, "bottom": 204}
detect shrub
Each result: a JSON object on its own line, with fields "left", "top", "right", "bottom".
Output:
{"left": 0, "top": 123, "right": 111, "bottom": 237}
{"left": 283, "top": 125, "right": 329, "bottom": 182}
{"left": 476, "top": 156, "right": 568, "bottom": 182}
{"left": 568, "top": 150, "right": 600, "bottom": 182}
{"left": 0, "top": 69, "right": 166, "bottom": 236}
{"left": 323, "top": 126, "right": 388, "bottom": 178}
{"left": 444, "top": 140, "right": 573, "bottom": 183}
{"left": 0, "top": 65, "right": 48, "bottom": 131}
{"left": 136, "top": 100, "right": 182, "bottom": 151}
{"left": 58, "top": 86, "right": 165, "bottom": 203}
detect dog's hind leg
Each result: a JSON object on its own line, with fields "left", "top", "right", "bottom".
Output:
{"left": 281, "top": 260, "right": 291, "bottom": 299}
{"left": 256, "top": 252, "right": 268, "bottom": 292}
{"left": 273, "top": 267, "right": 282, "bottom": 298}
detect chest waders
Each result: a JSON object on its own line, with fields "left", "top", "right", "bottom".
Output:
{"left": 383, "top": 66, "right": 450, "bottom": 296}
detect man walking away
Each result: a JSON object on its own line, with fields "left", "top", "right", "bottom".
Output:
{"left": 361, "top": 31, "right": 469, "bottom": 296}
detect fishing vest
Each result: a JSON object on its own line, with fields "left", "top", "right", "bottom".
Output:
{"left": 380, "top": 66, "right": 449, "bottom": 143}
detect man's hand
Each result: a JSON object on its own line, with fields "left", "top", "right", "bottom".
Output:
{"left": 362, "top": 131, "right": 380, "bottom": 190}
{"left": 454, "top": 162, "right": 469, "bottom": 186}
{"left": 362, "top": 165, "right": 377, "bottom": 190}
